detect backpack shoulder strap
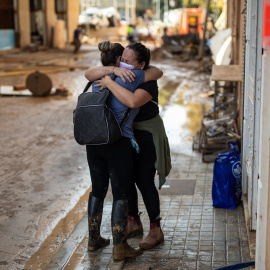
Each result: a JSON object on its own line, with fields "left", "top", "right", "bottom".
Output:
{"left": 85, "top": 75, "right": 129, "bottom": 126}
{"left": 83, "top": 81, "right": 92, "bottom": 93}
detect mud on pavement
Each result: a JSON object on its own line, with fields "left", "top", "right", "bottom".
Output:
{"left": 0, "top": 48, "right": 97, "bottom": 269}
{"left": 0, "top": 46, "right": 212, "bottom": 269}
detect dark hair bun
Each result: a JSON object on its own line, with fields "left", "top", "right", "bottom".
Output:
{"left": 98, "top": 41, "right": 113, "bottom": 52}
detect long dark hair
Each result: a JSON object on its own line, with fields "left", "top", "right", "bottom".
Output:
{"left": 98, "top": 41, "right": 124, "bottom": 66}
{"left": 126, "top": 43, "right": 151, "bottom": 70}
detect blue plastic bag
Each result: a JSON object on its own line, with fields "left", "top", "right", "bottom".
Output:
{"left": 212, "top": 143, "right": 242, "bottom": 209}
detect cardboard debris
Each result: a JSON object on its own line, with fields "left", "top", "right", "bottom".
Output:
{"left": 0, "top": 86, "right": 32, "bottom": 96}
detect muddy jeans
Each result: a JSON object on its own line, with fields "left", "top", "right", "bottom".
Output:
{"left": 128, "top": 129, "right": 160, "bottom": 222}
{"left": 86, "top": 137, "right": 133, "bottom": 201}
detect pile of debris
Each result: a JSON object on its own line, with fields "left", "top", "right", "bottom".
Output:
{"left": 162, "top": 33, "right": 201, "bottom": 55}
{"left": 193, "top": 116, "right": 240, "bottom": 162}
{"left": 193, "top": 75, "right": 241, "bottom": 163}
{"left": 192, "top": 28, "right": 241, "bottom": 163}
{"left": 161, "top": 32, "right": 213, "bottom": 68}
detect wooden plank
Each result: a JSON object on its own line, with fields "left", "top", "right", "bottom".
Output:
{"left": 207, "top": 135, "right": 238, "bottom": 144}
{"left": 211, "top": 65, "right": 243, "bottom": 82}
{"left": 0, "top": 65, "right": 87, "bottom": 72}
{"left": 202, "top": 147, "right": 231, "bottom": 163}
{"left": 0, "top": 65, "right": 88, "bottom": 77}
{"left": 202, "top": 154, "right": 217, "bottom": 163}
{"left": 0, "top": 68, "right": 67, "bottom": 77}
{"left": 201, "top": 143, "right": 228, "bottom": 149}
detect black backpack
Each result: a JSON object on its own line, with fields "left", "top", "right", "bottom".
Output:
{"left": 73, "top": 81, "right": 130, "bottom": 145}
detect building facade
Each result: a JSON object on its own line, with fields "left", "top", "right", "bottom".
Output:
{"left": 0, "top": 0, "right": 80, "bottom": 50}
{"left": 235, "top": 0, "right": 270, "bottom": 268}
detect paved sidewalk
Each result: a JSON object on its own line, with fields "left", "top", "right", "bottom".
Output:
{"left": 44, "top": 152, "right": 250, "bottom": 270}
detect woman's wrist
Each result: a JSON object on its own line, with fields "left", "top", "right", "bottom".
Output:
{"left": 112, "top": 66, "right": 116, "bottom": 74}
{"left": 106, "top": 76, "right": 114, "bottom": 89}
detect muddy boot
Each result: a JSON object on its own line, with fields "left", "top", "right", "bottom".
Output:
{"left": 111, "top": 199, "right": 143, "bottom": 261}
{"left": 139, "top": 219, "right": 164, "bottom": 250}
{"left": 88, "top": 193, "right": 110, "bottom": 251}
{"left": 127, "top": 213, "right": 143, "bottom": 238}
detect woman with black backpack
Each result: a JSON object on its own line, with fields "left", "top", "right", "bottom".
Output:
{"left": 87, "top": 42, "right": 171, "bottom": 252}
{"left": 84, "top": 41, "right": 163, "bottom": 260}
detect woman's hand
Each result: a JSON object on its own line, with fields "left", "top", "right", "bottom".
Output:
{"left": 113, "top": 67, "right": 136, "bottom": 83}
{"left": 94, "top": 75, "right": 112, "bottom": 90}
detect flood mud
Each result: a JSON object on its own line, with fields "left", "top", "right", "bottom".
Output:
{"left": 0, "top": 45, "right": 211, "bottom": 269}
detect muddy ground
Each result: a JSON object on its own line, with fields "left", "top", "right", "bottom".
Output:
{"left": 0, "top": 43, "right": 211, "bottom": 269}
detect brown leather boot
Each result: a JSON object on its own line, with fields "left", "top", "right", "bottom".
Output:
{"left": 88, "top": 193, "right": 110, "bottom": 251}
{"left": 113, "top": 242, "right": 143, "bottom": 261}
{"left": 127, "top": 213, "right": 143, "bottom": 238}
{"left": 112, "top": 199, "right": 143, "bottom": 261}
{"left": 139, "top": 221, "right": 164, "bottom": 250}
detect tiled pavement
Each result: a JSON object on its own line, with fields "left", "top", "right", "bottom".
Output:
{"left": 45, "top": 152, "right": 250, "bottom": 270}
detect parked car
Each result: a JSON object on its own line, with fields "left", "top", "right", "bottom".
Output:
{"left": 79, "top": 7, "right": 109, "bottom": 30}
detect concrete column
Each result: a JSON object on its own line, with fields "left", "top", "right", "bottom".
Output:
{"left": 257, "top": 1, "right": 270, "bottom": 268}
{"left": 131, "top": 0, "right": 136, "bottom": 25}
{"left": 236, "top": 0, "right": 245, "bottom": 133}
{"left": 17, "top": 0, "right": 31, "bottom": 48}
{"left": 45, "top": 0, "right": 56, "bottom": 47}
{"left": 67, "top": 0, "right": 80, "bottom": 43}
{"left": 257, "top": 38, "right": 270, "bottom": 270}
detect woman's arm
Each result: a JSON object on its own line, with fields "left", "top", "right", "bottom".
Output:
{"left": 84, "top": 66, "right": 136, "bottom": 83}
{"left": 84, "top": 66, "right": 114, "bottom": 82}
{"left": 144, "top": 65, "right": 163, "bottom": 82}
{"left": 95, "top": 75, "right": 152, "bottom": 108}
{"left": 85, "top": 65, "right": 162, "bottom": 83}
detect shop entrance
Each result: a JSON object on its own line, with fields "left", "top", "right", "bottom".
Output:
{"left": 30, "top": 0, "right": 46, "bottom": 45}
{"left": 0, "top": 0, "right": 15, "bottom": 49}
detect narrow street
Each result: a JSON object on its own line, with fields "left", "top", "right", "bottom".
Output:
{"left": 0, "top": 45, "right": 250, "bottom": 270}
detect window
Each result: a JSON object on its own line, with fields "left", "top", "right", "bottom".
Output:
{"left": 30, "top": 0, "right": 42, "bottom": 12}
{"left": 55, "top": 0, "right": 67, "bottom": 14}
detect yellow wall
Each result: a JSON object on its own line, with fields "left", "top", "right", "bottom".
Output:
{"left": 67, "top": 0, "right": 80, "bottom": 42}
{"left": 15, "top": 0, "right": 79, "bottom": 48}
{"left": 18, "top": 0, "right": 31, "bottom": 48}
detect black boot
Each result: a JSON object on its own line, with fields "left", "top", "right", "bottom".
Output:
{"left": 88, "top": 193, "right": 110, "bottom": 251}
{"left": 111, "top": 199, "right": 143, "bottom": 260}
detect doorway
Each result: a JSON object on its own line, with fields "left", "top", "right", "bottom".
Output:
{"left": 30, "top": 0, "right": 45, "bottom": 45}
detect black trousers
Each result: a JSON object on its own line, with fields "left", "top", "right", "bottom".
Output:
{"left": 73, "top": 39, "right": 81, "bottom": 53}
{"left": 128, "top": 129, "right": 160, "bottom": 223}
{"left": 86, "top": 137, "right": 133, "bottom": 201}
